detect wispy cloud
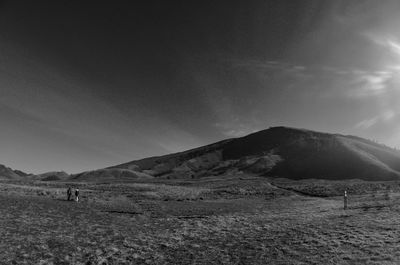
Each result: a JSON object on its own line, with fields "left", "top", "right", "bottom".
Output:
{"left": 231, "top": 59, "right": 309, "bottom": 78}
{"left": 355, "top": 117, "right": 378, "bottom": 130}
{"left": 355, "top": 110, "right": 397, "bottom": 130}
{"left": 347, "top": 70, "right": 393, "bottom": 98}
{"left": 231, "top": 58, "right": 396, "bottom": 98}
{"left": 363, "top": 31, "right": 400, "bottom": 57}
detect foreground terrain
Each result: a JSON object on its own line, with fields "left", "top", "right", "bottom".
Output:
{"left": 1, "top": 175, "right": 400, "bottom": 264}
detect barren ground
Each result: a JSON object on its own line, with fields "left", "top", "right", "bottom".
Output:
{"left": 1, "top": 175, "right": 400, "bottom": 264}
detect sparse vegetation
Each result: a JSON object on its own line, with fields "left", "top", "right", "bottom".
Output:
{"left": 2, "top": 127, "right": 400, "bottom": 263}
{"left": 1, "top": 176, "right": 400, "bottom": 264}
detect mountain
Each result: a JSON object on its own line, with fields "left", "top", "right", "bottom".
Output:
{"left": 76, "top": 127, "right": 400, "bottom": 181}
{"left": 70, "top": 168, "right": 152, "bottom": 182}
{"left": 37, "top": 171, "right": 70, "bottom": 181}
{"left": 0, "top": 164, "right": 28, "bottom": 179}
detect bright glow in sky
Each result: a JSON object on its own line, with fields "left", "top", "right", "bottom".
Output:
{"left": 2, "top": 1, "right": 400, "bottom": 174}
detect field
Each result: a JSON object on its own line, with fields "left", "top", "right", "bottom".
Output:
{"left": 1, "top": 175, "right": 400, "bottom": 264}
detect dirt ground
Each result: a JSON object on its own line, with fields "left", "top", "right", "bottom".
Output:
{"left": 1, "top": 176, "right": 400, "bottom": 264}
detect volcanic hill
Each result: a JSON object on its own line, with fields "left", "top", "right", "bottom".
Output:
{"left": 74, "top": 127, "right": 400, "bottom": 181}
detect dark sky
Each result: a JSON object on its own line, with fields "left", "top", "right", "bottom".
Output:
{"left": 2, "top": 0, "right": 400, "bottom": 173}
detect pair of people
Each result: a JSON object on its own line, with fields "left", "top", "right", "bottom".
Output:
{"left": 67, "top": 187, "right": 80, "bottom": 202}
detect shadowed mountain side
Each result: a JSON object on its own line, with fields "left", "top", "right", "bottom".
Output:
{"left": 37, "top": 171, "right": 70, "bottom": 181}
{"left": 0, "top": 164, "right": 28, "bottom": 179}
{"left": 223, "top": 127, "right": 400, "bottom": 180}
{"left": 70, "top": 168, "right": 153, "bottom": 182}
{"left": 109, "top": 139, "right": 234, "bottom": 176}
{"left": 13, "top": 170, "right": 29, "bottom": 177}
{"left": 76, "top": 127, "right": 400, "bottom": 181}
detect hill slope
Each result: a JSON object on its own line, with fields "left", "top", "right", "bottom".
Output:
{"left": 0, "top": 164, "right": 28, "bottom": 179}
{"left": 71, "top": 168, "right": 153, "bottom": 182}
{"left": 37, "top": 171, "right": 70, "bottom": 181}
{"left": 80, "top": 127, "right": 400, "bottom": 181}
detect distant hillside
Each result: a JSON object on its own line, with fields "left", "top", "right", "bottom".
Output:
{"left": 0, "top": 164, "right": 28, "bottom": 179}
{"left": 76, "top": 127, "right": 400, "bottom": 181}
{"left": 70, "top": 168, "right": 152, "bottom": 182}
{"left": 37, "top": 171, "right": 70, "bottom": 181}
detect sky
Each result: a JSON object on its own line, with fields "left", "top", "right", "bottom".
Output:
{"left": 2, "top": 0, "right": 400, "bottom": 174}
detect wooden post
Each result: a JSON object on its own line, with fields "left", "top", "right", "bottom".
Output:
{"left": 385, "top": 186, "right": 391, "bottom": 201}
{"left": 344, "top": 190, "right": 348, "bottom": 210}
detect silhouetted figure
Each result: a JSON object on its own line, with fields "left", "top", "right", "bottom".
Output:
{"left": 67, "top": 187, "right": 72, "bottom": 201}
{"left": 75, "top": 188, "right": 80, "bottom": 202}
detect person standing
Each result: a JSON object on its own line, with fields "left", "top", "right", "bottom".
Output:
{"left": 75, "top": 188, "right": 80, "bottom": 202}
{"left": 67, "top": 187, "right": 72, "bottom": 201}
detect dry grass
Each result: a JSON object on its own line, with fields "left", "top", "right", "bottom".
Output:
{"left": 1, "top": 178, "right": 400, "bottom": 264}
